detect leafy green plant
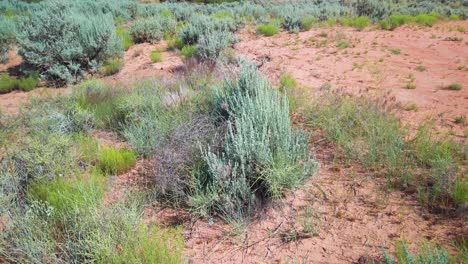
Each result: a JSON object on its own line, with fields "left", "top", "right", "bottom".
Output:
{"left": 256, "top": 24, "right": 279, "bottom": 36}
{"left": 380, "top": 14, "right": 412, "bottom": 30}
{"left": 99, "top": 147, "right": 136, "bottom": 175}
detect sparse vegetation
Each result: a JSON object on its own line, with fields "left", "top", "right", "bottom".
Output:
{"left": 0, "top": 0, "right": 466, "bottom": 261}
{"left": 306, "top": 93, "right": 466, "bottom": 209}
{"left": 445, "top": 83, "right": 462, "bottom": 91}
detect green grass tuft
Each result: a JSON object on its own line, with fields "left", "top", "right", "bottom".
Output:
{"left": 149, "top": 50, "right": 163, "bottom": 62}
{"left": 99, "top": 147, "right": 136, "bottom": 175}
{"left": 180, "top": 45, "right": 197, "bottom": 59}
{"left": 446, "top": 83, "right": 462, "bottom": 91}
{"left": 256, "top": 24, "right": 279, "bottom": 36}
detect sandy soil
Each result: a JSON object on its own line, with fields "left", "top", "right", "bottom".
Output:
{"left": 235, "top": 21, "right": 468, "bottom": 137}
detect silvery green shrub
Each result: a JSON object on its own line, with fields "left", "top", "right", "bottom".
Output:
{"left": 16, "top": 1, "right": 122, "bottom": 85}
{"left": 196, "top": 31, "right": 238, "bottom": 60}
{"left": 179, "top": 14, "right": 237, "bottom": 45}
{"left": 193, "top": 61, "right": 318, "bottom": 218}
{"left": 0, "top": 16, "right": 16, "bottom": 63}
{"left": 129, "top": 16, "right": 176, "bottom": 44}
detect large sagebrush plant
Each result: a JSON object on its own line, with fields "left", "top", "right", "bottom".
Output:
{"left": 0, "top": 16, "right": 16, "bottom": 63}
{"left": 16, "top": 0, "right": 122, "bottom": 85}
{"left": 191, "top": 61, "right": 318, "bottom": 219}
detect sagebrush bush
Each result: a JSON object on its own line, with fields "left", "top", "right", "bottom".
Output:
{"left": 383, "top": 241, "right": 448, "bottom": 264}
{"left": 256, "top": 24, "right": 279, "bottom": 36}
{"left": 0, "top": 16, "right": 16, "bottom": 63}
{"left": 129, "top": 16, "right": 176, "bottom": 43}
{"left": 196, "top": 31, "right": 237, "bottom": 60}
{"left": 99, "top": 147, "right": 136, "bottom": 175}
{"left": 17, "top": 1, "right": 123, "bottom": 85}
{"left": 192, "top": 61, "right": 318, "bottom": 218}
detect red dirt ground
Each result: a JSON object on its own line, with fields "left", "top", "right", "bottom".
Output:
{"left": 235, "top": 21, "right": 468, "bottom": 137}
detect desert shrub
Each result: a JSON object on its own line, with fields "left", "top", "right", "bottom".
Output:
{"left": 414, "top": 12, "right": 439, "bottom": 27}
{"left": 380, "top": 14, "right": 412, "bottom": 30}
{"left": 339, "top": 16, "right": 370, "bottom": 31}
{"left": 0, "top": 72, "right": 17, "bottom": 94}
{"left": 17, "top": 73, "right": 40, "bottom": 92}
{"left": 446, "top": 83, "right": 462, "bottom": 91}
{"left": 99, "top": 147, "right": 136, "bottom": 175}
{"left": 179, "top": 14, "right": 236, "bottom": 45}
{"left": 149, "top": 50, "right": 163, "bottom": 62}
{"left": 16, "top": 1, "right": 123, "bottom": 85}
{"left": 0, "top": 16, "right": 16, "bottom": 63}
{"left": 100, "top": 57, "right": 123, "bottom": 76}
{"left": 129, "top": 17, "right": 164, "bottom": 43}
{"left": 256, "top": 24, "right": 279, "bottom": 36}
{"left": 181, "top": 45, "right": 197, "bottom": 59}
{"left": 300, "top": 16, "right": 316, "bottom": 31}
{"left": 196, "top": 31, "right": 237, "bottom": 60}
{"left": 116, "top": 25, "right": 134, "bottom": 50}
{"left": 355, "top": 0, "right": 390, "bottom": 21}
{"left": 192, "top": 61, "right": 318, "bottom": 218}
{"left": 383, "top": 241, "right": 449, "bottom": 264}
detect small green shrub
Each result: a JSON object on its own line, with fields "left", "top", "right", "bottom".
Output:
{"left": 446, "top": 83, "right": 462, "bottom": 91}
{"left": 339, "top": 16, "right": 370, "bottom": 31}
{"left": 383, "top": 241, "right": 449, "bottom": 264}
{"left": 99, "top": 147, "right": 136, "bottom": 175}
{"left": 415, "top": 65, "right": 426, "bottom": 72}
{"left": 456, "top": 26, "right": 465, "bottom": 33}
{"left": 256, "top": 24, "right": 279, "bottom": 36}
{"left": 391, "top": 49, "right": 401, "bottom": 55}
{"left": 130, "top": 18, "right": 162, "bottom": 43}
{"left": 149, "top": 50, "right": 163, "bottom": 62}
{"left": 337, "top": 40, "right": 349, "bottom": 49}
{"left": 74, "top": 134, "right": 99, "bottom": 165}
{"left": 196, "top": 31, "right": 237, "bottom": 60}
{"left": 414, "top": 13, "right": 439, "bottom": 27}
{"left": 0, "top": 16, "right": 16, "bottom": 63}
{"left": 180, "top": 45, "right": 197, "bottom": 59}
{"left": 17, "top": 73, "right": 40, "bottom": 92}
{"left": 100, "top": 58, "right": 123, "bottom": 76}
{"left": 300, "top": 17, "right": 316, "bottom": 31}
{"left": 0, "top": 72, "right": 17, "bottom": 93}
{"left": 380, "top": 14, "right": 412, "bottom": 30}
